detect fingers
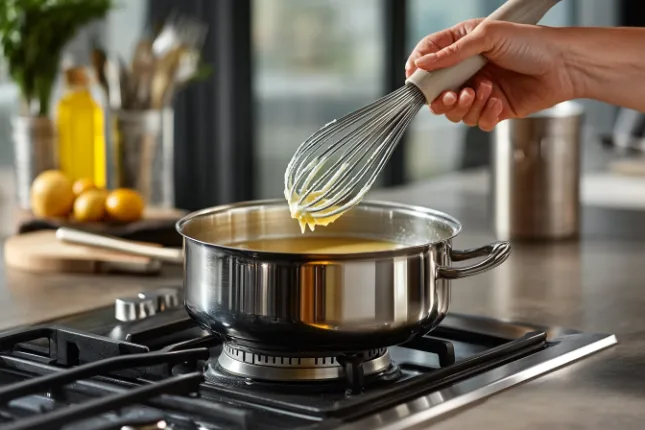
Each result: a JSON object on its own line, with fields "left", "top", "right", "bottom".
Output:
{"left": 463, "top": 80, "right": 492, "bottom": 126}
{"left": 445, "top": 88, "right": 475, "bottom": 123}
{"left": 478, "top": 98, "right": 504, "bottom": 131}
{"left": 406, "top": 27, "right": 457, "bottom": 78}
{"left": 429, "top": 91, "right": 458, "bottom": 114}
{"left": 415, "top": 24, "right": 493, "bottom": 72}
{"left": 428, "top": 80, "right": 504, "bottom": 132}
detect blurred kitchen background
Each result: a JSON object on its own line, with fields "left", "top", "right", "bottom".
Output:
{"left": 0, "top": 0, "right": 643, "bottom": 227}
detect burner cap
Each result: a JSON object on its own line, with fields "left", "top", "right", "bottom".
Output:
{"left": 214, "top": 344, "right": 391, "bottom": 381}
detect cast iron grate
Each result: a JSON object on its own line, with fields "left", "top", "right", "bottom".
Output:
{"left": 201, "top": 329, "right": 547, "bottom": 423}
{"left": 0, "top": 309, "right": 549, "bottom": 430}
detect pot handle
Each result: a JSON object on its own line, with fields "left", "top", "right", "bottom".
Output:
{"left": 437, "top": 241, "right": 511, "bottom": 279}
{"left": 56, "top": 227, "right": 184, "bottom": 265}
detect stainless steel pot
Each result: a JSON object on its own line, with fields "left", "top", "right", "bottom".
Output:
{"left": 57, "top": 199, "right": 510, "bottom": 352}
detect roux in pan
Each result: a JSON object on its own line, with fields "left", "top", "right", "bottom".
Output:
{"left": 231, "top": 236, "right": 405, "bottom": 254}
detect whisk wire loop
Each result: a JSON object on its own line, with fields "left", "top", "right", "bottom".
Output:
{"left": 284, "top": 84, "right": 426, "bottom": 220}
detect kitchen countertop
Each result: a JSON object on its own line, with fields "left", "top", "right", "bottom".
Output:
{"left": 1, "top": 172, "right": 645, "bottom": 429}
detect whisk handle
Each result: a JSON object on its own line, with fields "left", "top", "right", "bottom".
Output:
{"left": 405, "top": 0, "right": 562, "bottom": 104}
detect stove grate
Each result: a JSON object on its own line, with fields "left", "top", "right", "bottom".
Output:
{"left": 0, "top": 372, "right": 202, "bottom": 430}
{"left": 0, "top": 326, "right": 148, "bottom": 366}
{"left": 0, "top": 354, "right": 257, "bottom": 430}
{"left": 0, "top": 348, "right": 208, "bottom": 404}
{"left": 401, "top": 335, "right": 456, "bottom": 367}
{"left": 201, "top": 330, "right": 547, "bottom": 422}
{"left": 0, "top": 304, "right": 561, "bottom": 430}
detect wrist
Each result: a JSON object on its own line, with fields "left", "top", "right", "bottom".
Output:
{"left": 554, "top": 27, "right": 594, "bottom": 100}
{"left": 557, "top": 27, "right": 645, "bottom": 105}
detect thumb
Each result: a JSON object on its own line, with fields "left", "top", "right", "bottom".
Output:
{"left": 415, "top": 30, "right": 490, "bottom": 71}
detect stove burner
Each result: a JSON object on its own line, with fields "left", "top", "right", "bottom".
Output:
{"left": 215, "top": 343, "right": 391, "bottom": 381}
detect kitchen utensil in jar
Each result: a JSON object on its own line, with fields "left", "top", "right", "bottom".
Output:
{"left": 96, "top": 15, "right": 206, "bottom": 111}
{"left": 56, "top": 199, "right": 510, "bottom": 352}
{"left": 284, "top": 0, "right": 561, "bottom": 232}
{"left": 102, "top": 56, "right": 122, "bottom": 110}
{"left": 152, "top": 15, "right": 207, "bottom": 59}
{"left": 492, "top": 101, "right": 584, "bottom": 240}
{"left": 117, "top": 56, "right": 131, "bottom": 108}
{"left": 91, "top": 48, "right": 109, "bottom": 98}
{"left": 150, "top": 47, "right": 183, "bottom": 109}
{"left": 130, "top": 40, "right": 155, "bottom": 109}
{"left": 110, "top": 109, "right": 175, "bottom": 207}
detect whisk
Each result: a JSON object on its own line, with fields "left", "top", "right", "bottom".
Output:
{"left": 284, "top": 0, "right": 561, "bottom": 231}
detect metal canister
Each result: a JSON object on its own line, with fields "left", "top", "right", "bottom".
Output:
{"left": 110, "top": 109, "right": 174, "bottom": 208}
{"left": 491, "top": 101, "right": 584, "bottom": 240}
{"left": 11, "top": 116, "right": 57, "bottom": 209}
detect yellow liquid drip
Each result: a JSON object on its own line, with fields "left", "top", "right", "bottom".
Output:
{"left": 56, "top": 86, "right": 106, "bottom": 187}
{"left": 287, "top": 191, "right": 346, "bottom": 233}
{"left": 232, "top": 236, "right": 404, "bottom": 254}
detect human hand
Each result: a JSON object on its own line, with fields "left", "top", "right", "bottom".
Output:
{"left": 406, "top": 19, "right": 576, "bottom": 131}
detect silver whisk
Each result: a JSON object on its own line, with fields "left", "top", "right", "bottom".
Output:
{"left": 284, "top": 0, "right": 561, "bottom": 227}
{"left": 284, "top": 85, "right": 425, "bottom": 219}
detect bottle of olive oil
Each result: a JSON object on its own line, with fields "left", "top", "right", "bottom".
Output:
{"left": 56, "top": 67, "right": 106, "bottom": 188}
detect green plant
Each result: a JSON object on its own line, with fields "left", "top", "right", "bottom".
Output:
{"left": 0, "top": 0, "right": 113, "bottom": 116}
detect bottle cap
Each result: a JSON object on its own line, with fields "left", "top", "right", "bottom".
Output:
{"left": 64, "top": 67, "right": 89, "bottom": 87}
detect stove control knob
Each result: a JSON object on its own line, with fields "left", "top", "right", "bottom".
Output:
{"left": 138, "top": 287, "right": 182, "bottom": 312}
{"left": 115, "top": 297, "right": 157, "bottom": 322}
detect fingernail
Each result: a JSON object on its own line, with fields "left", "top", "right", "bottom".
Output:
{"left": 415, "top": 54, "right": 437, "bottom": 68}
{"left": 479, "top": 81, "right": 492, "bottom": 100}
{"left": 429, "top": 105, "right": 437, "bottom": 114}
{"left": 494, "top": 99, "right": 504, "bottom": 114}
{"left": 461, "top": 90, "right": 474, "bottom": 102}
{"left": 443, "top": 92, "right": 457, "bottom": 105}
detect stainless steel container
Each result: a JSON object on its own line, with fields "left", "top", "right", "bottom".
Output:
{"left": 11, "top": 116, "right": 57, "bottom": 209}
{"left": 57, "top": 199, "right": 511, "bottom": 353}
{"left": 492, "top": 101, "right": 584, "bottom": 240}
{"left": 111, "top": 109, "right": 174, "bottom": 207}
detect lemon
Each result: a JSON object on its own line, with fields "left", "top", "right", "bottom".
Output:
{"left": 72, "top": 178, "right": 95, "bottom": 197}
{"left": 30, "top": 170, "right": 75, "bottom": 217}
{"left": 73, "top": 189, "right": 107, "bottom": 222}
{"left": 105, "top": 188, "right": 144, "bottom": 222}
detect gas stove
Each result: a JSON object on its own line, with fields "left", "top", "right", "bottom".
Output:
{"left": 0, "top": 286, "right": 617, "bottom": 430}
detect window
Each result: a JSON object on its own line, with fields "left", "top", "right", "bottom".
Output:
{"left": 0, "top": 0, "right": 623, "bottom": 210}
{"left": 252, "top": 0, "right": 385, "bottom": 198}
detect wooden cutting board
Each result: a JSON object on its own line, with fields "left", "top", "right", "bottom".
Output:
{"left": 3, "top": 230, "right": 162, "bottom": 275}
{"left": 14, "top": 206, "right": 187, "bottom": 247}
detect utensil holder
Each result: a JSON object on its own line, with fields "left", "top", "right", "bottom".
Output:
{"left": 491, "top": 101, "right": 585, "bottom": 241}
{"left": 11, "top": 116, "right": 57, "bottom": 209}
{"left": 110, "top": 109, "right": 174, "bottom": 208}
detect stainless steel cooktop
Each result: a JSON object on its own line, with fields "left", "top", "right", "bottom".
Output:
{"left": 340, "top": 317, "right": 617, "bottom": 430}
{"left": 0, "top": 286, "right": 617, "bottom": 430}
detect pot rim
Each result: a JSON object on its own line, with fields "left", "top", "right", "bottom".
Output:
{"left": 175, "top": 198, "right": 463, "bottom": 261}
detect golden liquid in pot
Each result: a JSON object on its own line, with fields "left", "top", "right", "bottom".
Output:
{"left": 231, "top": 236, "right": 405, "bottom": 254}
